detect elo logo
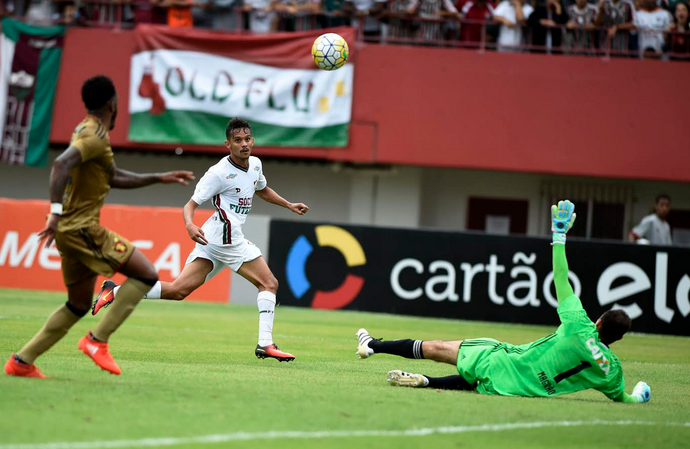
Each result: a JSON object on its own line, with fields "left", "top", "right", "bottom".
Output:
{"left": 285, "top": 225, "right": 366, "bottom": 309}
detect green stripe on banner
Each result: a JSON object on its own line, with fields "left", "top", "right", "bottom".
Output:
{"left": 26, "top": 44, "right": 63, "bottom": 166}
{"left": 0, "top": 18, "right": 64, "bottom": 42}
{"left": 129, "top": 110, "right": 349, "bottom": 148}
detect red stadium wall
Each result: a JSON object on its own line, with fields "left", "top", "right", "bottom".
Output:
{"left": 0, "top": 198, "right": 230, "bottom": 302}
{"left": 49, "top": 28, "right": 690, "bottom": 182}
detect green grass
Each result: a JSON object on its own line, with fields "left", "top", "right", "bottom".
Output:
{"left": 1, "top": 288, "right": 689, "bottom": 449}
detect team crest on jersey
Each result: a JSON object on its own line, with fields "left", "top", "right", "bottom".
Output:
{"left": 227, "top": 173, "right": 237, "bottom": 179}
{"left": 113, "top": 238, "right": 127, "bottom": 254}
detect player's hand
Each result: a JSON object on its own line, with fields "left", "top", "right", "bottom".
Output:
{"left": 632, "top": 381, "right": 651, "bottom": 403}
{"left": 159, "top": 171, "right": 195, "bottom": 185}
{"left": 37, "top": 214, "right": 60, "bottom": 248}
{"left": 551, "top": 200, "right": 576, "bottom": 233}
{"left": 186, "top": 223, "right": 208, "bottom": 245}
{"left": 288, "top": 202, "right": 309, "bottom": 215}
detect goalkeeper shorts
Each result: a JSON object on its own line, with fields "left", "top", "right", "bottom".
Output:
{"left": 457, "top": 338, "right": 501, "bottom": 395}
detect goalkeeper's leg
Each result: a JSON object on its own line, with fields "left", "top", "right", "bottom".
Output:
{"left": 357, "top": 329, "right": 461, "bottom": 366}
{"left": 387, "top": 371, "right": 477, "bottom": 390}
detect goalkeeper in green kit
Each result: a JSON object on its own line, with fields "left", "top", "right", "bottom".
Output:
{"left": 356, "top": 200, "right": 651, "bottom": 403}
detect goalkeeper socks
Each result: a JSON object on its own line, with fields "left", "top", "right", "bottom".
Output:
{"left": 425, "top": 375, "right": 477, "bottom": 391}
{"left": 17, "top": 303, "right": 83, "bottom": 364}
{"left": 257, "top": 291, "right": 276, "bottom": 347}
{"left": 114, "top": 281, "right": 161, "bottom": 300}
{"left": 369, "top": 339, "right": 424, "bottom": 359}
{"left": 92, "top": 278, "right": 150, "bottom": 342}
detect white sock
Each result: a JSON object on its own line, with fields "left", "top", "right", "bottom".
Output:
{"left": 144, "top": 281, "right": 162, "bottom": 299}
{"left": 257, "top": 291, "right": 276, "bottom": 347}
{"left": 114, "top": 281, "right": 161, "bottom": 299}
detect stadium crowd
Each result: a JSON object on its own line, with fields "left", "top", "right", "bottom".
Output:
{"left": 2, "top": 0, "right": 688, "bottom": 56}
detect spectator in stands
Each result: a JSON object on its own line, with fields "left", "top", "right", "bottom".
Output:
{"left": 665, "top": 1, "right": 690, "bottom": 56}
{"left": 493, "top": 0, "right": 534, "bottom": 50}
{"left": 596, "top": 0, "right": 635, "bottom": 53}
{"left": 457, "top": 0, "right": 496, "bottom": 45}
{"left": 25, "top": 0, "right": 55, "bottom": 24}
{"left": 209, "top": 0, "right": 242, "bottom": 30}
{"left": 133, "top": 0, "right": 167, "bottom": 24}
{"left": 320, "top": 0, "right": 348, "bottom": 28}
{"left": 406, "top": 0, "right": 461, "bottom": 43}
{"left": 566, "top": 0, "right": 598, "bottom": 51}
{"left": 342, "top": 0, "right": 387, "bottom": 38}
{"left": 629, "top": 194, "right": 673, "bottom": 245}
{"left": 243, "top": 0, "right": 277, "bottom": 32}
{"left": 527, "top": 0, "right": 568, "bottom": 52}
{"left": 635, "top": 0, "right": 673, "bottom": 56}
{"left": 382, "top": 0, "right": 415, "bottom": 41}
{"left": 162, "top": 0, "right": 194, "bottom": 26}
{"left": 275, "top": 0, "right": 321, "bottom": 31}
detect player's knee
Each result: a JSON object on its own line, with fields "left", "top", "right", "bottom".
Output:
{"left": 261, "top": 276, "right": 279, "bottom": 293}
{"left": 172, "top": 286, "right": 194, "bottom": 301}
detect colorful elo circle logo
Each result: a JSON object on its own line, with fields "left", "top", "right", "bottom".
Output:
{"left": 286, "top": 225, "right": 366, "bottom": 309}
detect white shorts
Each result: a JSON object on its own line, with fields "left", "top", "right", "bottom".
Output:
{"left": 185, "top": 239, "right": 262, "bottom": 282}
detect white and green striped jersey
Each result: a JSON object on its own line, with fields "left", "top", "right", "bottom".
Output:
{"left": 191, "top": 155, "right": 267, "bottom": 246}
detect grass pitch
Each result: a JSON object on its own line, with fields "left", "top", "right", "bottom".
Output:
{"left": 1, "top": 288, "right": 689, "bottom": 449}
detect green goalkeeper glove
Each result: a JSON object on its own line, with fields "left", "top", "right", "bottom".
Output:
{"left": 551, "top": 200, "right": 576, "bottom": 245}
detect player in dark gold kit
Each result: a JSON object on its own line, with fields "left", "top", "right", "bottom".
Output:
{"left": 4, "top": 75, "right": 194, "bottom": 377}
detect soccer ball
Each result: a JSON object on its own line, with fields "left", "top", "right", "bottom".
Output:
{"left": 311, "top": 33, "right": 349, "bottom": 71}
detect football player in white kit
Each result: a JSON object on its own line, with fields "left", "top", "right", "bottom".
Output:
{"left": 92, "top": 118, "right": 309, "bottom": 362}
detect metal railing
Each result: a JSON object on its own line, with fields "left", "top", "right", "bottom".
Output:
{"left": 2, "top": 1, "right": 689, "bottom": 60}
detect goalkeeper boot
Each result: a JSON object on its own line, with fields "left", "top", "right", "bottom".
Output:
{"left": 255, "top": 344, "right": 295, "bottom": 362}
{"left": 92, "top": 280, "right": 118, "bottom": 316}
{"left": 387, "top": 370, "right": 429, "bottom": 388}
{"left": 4, "top": 354, "right": 47, "bottom": 379}
{"left": 356, "top": 328, "right": 375, "bottom": 359}
{"left": 78, "top": 333, "right": 121, "bottom": 375}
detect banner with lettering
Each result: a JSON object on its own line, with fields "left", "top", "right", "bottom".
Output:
{"left": 269, "top": 220, "right": 690, "bottom": 336}
{"left": 128, "top": 25, "right": 354, "bottom": 148}
{"left": 0, "top": 198, "right": 230, "bottom": 303}
{"left": 0, "top": 18, "right": 64, "bottom": 166}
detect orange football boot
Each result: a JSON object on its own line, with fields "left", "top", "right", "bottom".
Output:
{"left": 4, "top": 354, "right": 47, "bottom": 378}
{"left": 92, "top": 280, "right": 117, "bottom": 316}
{"left": 255, "top": 344, "right": 295, "bottom": 362}
{"left": 78, "top": 333, "right": 121, "bottom": 375}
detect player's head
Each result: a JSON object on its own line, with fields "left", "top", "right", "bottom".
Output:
{"left": 575, "top": 0, "right": 586, "bottom": 8}
{"left": 81, "top": 75, "right": 118, "bottom": 130}
{"left": 224, "top": 117, "right": 254, "bottom": 162}
{"left": 595, "top": 310, "right": 632, "bottom": 345}
{"left": 654, "top": 194, "right": 671, "bottom": 220}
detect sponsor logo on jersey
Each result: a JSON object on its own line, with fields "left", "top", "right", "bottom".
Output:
{"left": 586, "top": 338, "right": 610, "bottom": 375}
{"left": 285, "top": 226, "right": 366, "bottom": 310}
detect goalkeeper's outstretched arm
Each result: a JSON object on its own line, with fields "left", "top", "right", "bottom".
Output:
{"left": 551, "top": 200, "right": 576, "bottom": 304}
{"left": 612, "top": 382, "right": 652, "bottom": 404}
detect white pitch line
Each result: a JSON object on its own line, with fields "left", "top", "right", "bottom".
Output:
{"left": 1, "top": 420, "right": 689, "bottom": 449}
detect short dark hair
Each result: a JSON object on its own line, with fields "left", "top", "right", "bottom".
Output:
{"left": 225, "top": 117, "right": 252, "bottom": 140}
{"left": 656, "top": 193, "right": 671, "bottom": 203}
{"left": 598, "top": 310, "right": 632, "bottom": 344}
{"left": 81, "top": 75, "right": 116, "bottom": 111}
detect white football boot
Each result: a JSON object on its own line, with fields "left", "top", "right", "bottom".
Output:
{"left": 387, "top": 370, "right": 429, "bottom": 388}
{"left": 356, "top": 328, "right": 375, "bottom": 359}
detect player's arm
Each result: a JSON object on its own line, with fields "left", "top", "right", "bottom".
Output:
{"left": 110, "top": 161, "right": 194, "bottom": 189}
{"left": 37, "top": 146, "right": 84, "bottom": 248}
{"left": 255, "top": 186, "right": 309, "bottom": 215}
{"left": 611, "top": 382, "right": 651, "bottom": 404}
{"left": 183, "top": 199, "right": 208, "bottom": 245}
{"left": 551, "top": 200, "right": 577, "bottom": 303}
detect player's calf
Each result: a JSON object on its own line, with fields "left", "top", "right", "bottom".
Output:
{"left": 356, "top": 328, "right": 424, "bottom": 360}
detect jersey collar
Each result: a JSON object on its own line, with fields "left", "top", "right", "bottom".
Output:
{"left": 227, "top": 156, "right": 249, "bottom": 173}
